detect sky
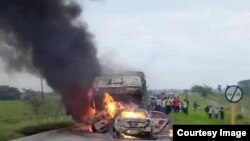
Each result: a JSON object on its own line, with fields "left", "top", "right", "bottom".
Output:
{"left": 1, "top": 0, "right": 250, "bottom": 91}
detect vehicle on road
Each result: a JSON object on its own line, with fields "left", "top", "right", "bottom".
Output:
{"left": 149, "top": 110, "right": 173, "bottom": 140}
{"left": 92, "top": 71, "right": 148, "bottom": 111}
{"left": 111, "top": 108, "right": 153, "bottom": 139}
{"left": 149, "top": 110, "right": 170, "bottom": 134}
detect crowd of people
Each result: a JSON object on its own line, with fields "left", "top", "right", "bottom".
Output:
{"left": 149, "top": 96, "right": 189, "bottom": 115}
{"left": 204, "top": 105, "right": 224, "bottom": 120}
{"left": 148, "top": 95, "right": 225, "bottom": 121}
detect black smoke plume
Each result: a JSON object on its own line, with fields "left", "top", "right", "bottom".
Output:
{"left": 0, "top": 0, "right": 101, "bottom": 122}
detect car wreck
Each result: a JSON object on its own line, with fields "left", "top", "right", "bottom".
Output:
{"left": 111, "top": 109, "right": 153, "bottom": 139}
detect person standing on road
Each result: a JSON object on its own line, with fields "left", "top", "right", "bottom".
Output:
{"left": 151, "top": 97, "right": 156, "bottom": 110}
{"left": 161, "top": 97, "right": 166, "bottom": 112}
{"left": 172, "top": 97, "right": 176, "bottom": 112}
{"left": 156, "top": 98, "right": 162, "bottom": 112}
{"left": 170, "top": 96, "right": 174, "bottom": 111}
{"left": 165, "top": 97, "right": 172, "bottom": 115}
{"left": 175, "top": 97, "right": 181, "bottom": 113}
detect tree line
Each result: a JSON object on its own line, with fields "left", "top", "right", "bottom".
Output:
{"left": 0, "top": 85, "right": 21, "bottom": 100}
{"left": 0, "top": 85, "right": 46, "bottom": 101}
{"left": 190, "top": 82, "right": 250, "bottom": 97}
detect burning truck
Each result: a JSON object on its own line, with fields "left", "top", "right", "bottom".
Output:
{"left": 85, "top": 71, "right": 148, "bottom": 133}
{"left": 92, "top": 71, "right": 147, "bottom": 111}
{"left": 75, "top": 71, "right": 171, "bottom": 139}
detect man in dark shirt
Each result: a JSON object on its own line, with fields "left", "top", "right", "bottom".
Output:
{"left": 219, "top": 107, "right": 224, "bottom": 120}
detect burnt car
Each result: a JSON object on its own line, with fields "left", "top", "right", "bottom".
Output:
{"left": 111, "top": 109, "right": 153, "bottom": 139}
{"left": 149, "top": 110, "right": 169, "bottom": 134}
{"left": 149, "top": 110, "right": 172, "bottom": 139}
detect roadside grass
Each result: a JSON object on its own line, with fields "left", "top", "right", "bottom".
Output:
{"left": 170, "top": 109, "right": 250, "bottom": 125}
{"left": 0, "top": 120, "right": 73, "bottom": 141}
{"left": 0, "top": 100, "right": 73, "bottom": 141}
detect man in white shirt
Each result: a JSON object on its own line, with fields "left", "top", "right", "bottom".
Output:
{"left": 156, "top": 98, "right": 162, "bottom": 112}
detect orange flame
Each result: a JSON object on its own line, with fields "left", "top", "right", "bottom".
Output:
{"left": 121, "top": 111, "right": 147, "bottom": 119}
{"left": 72, "top": 123, "right": 93, "bottom": 133}
{"left": 168, "top": 128, "right": 173, "bottom": 138}
{"left": 87, "top": 88, "right": 96, "bottom": 116}
{"left": 121, "top": 133, "right": 139, "bottom": 139}
{"left": 80, "top": 124, "right": 93, "bottom": 133}
{"left": 103, "top": 93, "right": 146, "bottom": 119}
{"left": 103, "top": 92, "right": 124, "bottom": 118}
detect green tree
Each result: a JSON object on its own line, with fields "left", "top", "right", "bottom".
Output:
{"left": 238, "top": 80, "right": 250, "bottom": 95}
{"left": 183, "top": 89, "right": 189, "bottom": 95}
{"left": 191, "top": 85, "right": 213, "bottom": 97}
{"left": 217, "top": 85, "right": 222, "bottom": 94}
{"left": 238, "top": 79, "right": 250, "bottom": 87}
{"left": 0, "top": 85, "right": 21, "bottom": 100}
{"left": 23, "top": 89, "right": 43, "bottom": 121}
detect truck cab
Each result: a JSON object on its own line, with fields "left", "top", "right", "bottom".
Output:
{"left": 92, "top": 71, "right": 147, "bottom": 111}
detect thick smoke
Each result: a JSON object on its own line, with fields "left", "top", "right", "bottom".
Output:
{"left": 0, "top": 0, "right": 101, "bottom": 122}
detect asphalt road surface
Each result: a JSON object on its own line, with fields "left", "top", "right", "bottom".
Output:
{"left": 11, "top": 129, "right": 171, "bottom": 141}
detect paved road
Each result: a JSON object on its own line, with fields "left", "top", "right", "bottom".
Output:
{"left": 11, "top": 129, "right": 171, "bottom": 141}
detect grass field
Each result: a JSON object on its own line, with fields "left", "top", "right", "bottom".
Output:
{"left": 0, "top": 99, "right": 73, "bottom": 141}
{"left": 170, "top": 109, "right": 250, "bottom": 125}
{"left": 170, "top": 92, "right": 250, "bottom": 125}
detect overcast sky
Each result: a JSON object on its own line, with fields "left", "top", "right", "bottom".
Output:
{"left": 1, "top": 0, "right": 250, "bottom": 91}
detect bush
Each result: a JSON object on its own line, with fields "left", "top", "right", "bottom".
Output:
{"left": 236, "top": 114, "right": 244, "bottom": 120}
{"left": 23, "top": 89, "right": 43, "bottom": 117}
{"left": 191, "top": 85, "right": 213, "bottom": 97}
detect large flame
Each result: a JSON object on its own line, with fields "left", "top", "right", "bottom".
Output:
{"left": 75, "top": 89, "right": 95, "bottom": 133}
{"left": 103, "top": 93, "right": 124, "bottom": 118}
{"left": 103, "top": 93, "right": 145, "bottom": 119}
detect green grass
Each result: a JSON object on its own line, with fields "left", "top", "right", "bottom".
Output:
{"left": 170, "top": 93, "right": 250, "bottom": 125}
{"left": 170, "top": 109, "right": 250, "bottom": 125}
{"left": 0, "top": 100, "right": 73, "bottom": 141}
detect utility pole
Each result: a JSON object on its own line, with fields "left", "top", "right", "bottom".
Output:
{"left": 41, "top": 75, "right": 45, "bottom": 103}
